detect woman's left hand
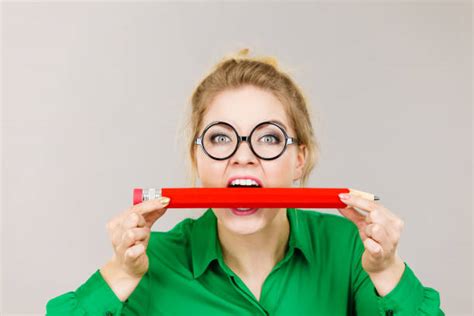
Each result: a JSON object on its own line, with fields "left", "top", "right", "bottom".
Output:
{"left": 337, "top": 192, "right": 406, "bottom": 295}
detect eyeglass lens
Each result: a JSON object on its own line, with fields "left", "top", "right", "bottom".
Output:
{"left": 202, "top": 122, "right": 286, "bottom": 159}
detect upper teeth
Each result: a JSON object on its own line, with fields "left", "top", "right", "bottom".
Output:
{"left": 230, "top": 179, "right": 260, "bottom": 186}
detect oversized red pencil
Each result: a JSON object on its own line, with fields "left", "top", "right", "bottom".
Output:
{"left": 133, "top": 188, "right": 379, "bottom": 208}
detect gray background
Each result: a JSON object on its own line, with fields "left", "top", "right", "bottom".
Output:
{"left": 1, "top": 1, "right": 472, "bottom": 315}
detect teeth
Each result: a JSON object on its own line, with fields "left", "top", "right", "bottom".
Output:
{"left": 230, "top": 179, "right": 259, "bottom": 186}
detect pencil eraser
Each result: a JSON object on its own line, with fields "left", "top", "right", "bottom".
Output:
{"left": 133, "top": 188, "right": 143, "bottom": 205}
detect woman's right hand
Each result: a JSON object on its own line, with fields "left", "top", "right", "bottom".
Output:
{"left": 100, "top": 196, "right": 170, "bottom": 301}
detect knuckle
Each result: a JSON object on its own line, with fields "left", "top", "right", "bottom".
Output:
{"left": 125, "top": 248, "right": 134, "bottom": 259}
{"left": 371, "top": 210, "right": 382, "bottom": 222}
{"left": 121, "top": 231, "right": 129, "bottom": 244}
{"left": 364, "top": 201, "right": 376, "bottom": 212}
{"left": 372, "top": 224, "right": 381, "bottom": 234}
{"left": 137, "top": 214, "right": 146, "bottom": 226}
{"left": 138, "top": 228, "right": 149, "bottom": 240}
{"left": 127, "top": 229, "right": 135, "bottom": 241}
{"left": 130, "top": 212, "right": 138, "bottom": 223}
{"left": 365, "top": 225, "right": 372, "bottom": 235}
{"left": 369, "top": 203, "right": 378, "bottom": 212}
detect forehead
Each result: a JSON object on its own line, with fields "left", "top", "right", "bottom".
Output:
{"left": 202, "top": 86, "right": 289, "bottom": 132}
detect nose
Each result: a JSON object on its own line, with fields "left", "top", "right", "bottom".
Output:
{"left": 229, "top": 139, "right": 258, "bottom": 164}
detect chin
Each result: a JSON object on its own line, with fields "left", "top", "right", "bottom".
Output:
{"left": 214, "top": 208, "right": 267, "bottom": 235}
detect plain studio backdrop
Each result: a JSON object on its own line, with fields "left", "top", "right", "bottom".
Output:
{"left": 1, "top": 1, "right": 472, "bottom": 315}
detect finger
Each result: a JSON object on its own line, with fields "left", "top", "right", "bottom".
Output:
{"left": 365, "top": 223, "right": 392, "bottom": 252}
{"left": 124, "top": 243, "right": 146, "bottom": 264}
{"left": 122, "top": 212, "right": 146, "bottom": 230}
{"left": 391, "top": 217, "right": 405, "bottom": 238}
{"left": 365, "top": 210, "right": 403, "bottom": 244}
{"left": 337, "top": 206, "right": 366, "bottom": 228}
{"left": 111, "top": 206, "right": 138, "bottom": 228}
{"left": 355, "top": 200, "right": 399, "bottom": 226}
{"left": 364, "top": 237, "right": 383, "bottom": 258}
{"left": 381, "top": 217, "right": 404, "bottom": 247}
{"left": 121, "top": 227, "right": 150, "bottom": 249}
{"left": 339, "top": 193, "right": 378, "bottom": 213}
{"left": 108, "top": 208, "right": 146, "bottom": 244}
{"left": 364, "top": 208, "right": 390, "bottom": 226}
{"left": 106, "top": 216, "right": 123, "bottom": 240}
{"left": 113, "top": 213, "right": 146, "bottom": 248}
{"left": 132, "top": 197, "right": 170, "bottom": 216}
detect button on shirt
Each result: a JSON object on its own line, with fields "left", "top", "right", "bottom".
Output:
{"left": 46, "top": 208, "right": 444, "bottom": 315}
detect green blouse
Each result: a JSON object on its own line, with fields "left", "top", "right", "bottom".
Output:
{"left": 46, "top": 208, "right": 444, "bottom": 315}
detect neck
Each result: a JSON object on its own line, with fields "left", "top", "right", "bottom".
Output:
{"left": 217, "top": 208, "right": 290, "bottom": 278}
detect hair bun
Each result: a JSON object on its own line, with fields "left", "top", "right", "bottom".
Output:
{"left": 237, "top": 48, "right": 250, "bottom": 57}
{"left": 235, "top": 48, "right": 279, "bottom": 68}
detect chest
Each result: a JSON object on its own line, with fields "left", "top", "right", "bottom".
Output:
{"left": 239, "top": 275, "right": 267, "bottom": 301}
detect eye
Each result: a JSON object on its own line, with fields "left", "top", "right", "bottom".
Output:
{"left": 260, "top": 134, "right": 281, "bottom": 144}
{"left": 211, "top": 134, "right": 231, "bottom": 144}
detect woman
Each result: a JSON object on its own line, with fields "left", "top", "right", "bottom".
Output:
{"left": 46, "top": 49, "right": 443, "bottom": 315}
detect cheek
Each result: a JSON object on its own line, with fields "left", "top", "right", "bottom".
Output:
{"left": 196, "top": 152, "right": 226, "bottom": 184}
{"left": 265, "top": 157, "right": 296, "bottom": 184}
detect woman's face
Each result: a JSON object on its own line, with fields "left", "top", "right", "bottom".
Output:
{"left": 195, "top": 85, "right": 307, "bottom": 235}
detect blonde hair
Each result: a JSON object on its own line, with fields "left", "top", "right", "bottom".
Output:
{"left": 180, "top": 48, "right": 320, "bottom": 187}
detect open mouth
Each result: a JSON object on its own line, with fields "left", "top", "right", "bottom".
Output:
{"left": 226, "top": 178, "right": 262, "bottom": 214}
{"left": 227, "top": 183, "right": 261, "bottom": 188}
{"left": 226, "top": 177, "right": 263, "bottom": 188}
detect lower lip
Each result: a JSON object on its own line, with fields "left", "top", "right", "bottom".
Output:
{"left": 230, "top": 208, "right": 259, "bottom": 216}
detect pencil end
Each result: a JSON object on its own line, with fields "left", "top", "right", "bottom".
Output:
{"left": 374, "top": 195, "right": 380, "bottom": 201}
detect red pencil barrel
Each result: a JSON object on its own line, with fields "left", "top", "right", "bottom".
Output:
{"left": 133, "top": 188, "right": 351, "bottom": 209}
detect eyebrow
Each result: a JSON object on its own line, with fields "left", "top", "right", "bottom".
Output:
{"left": 201, "top": 119, "right": 289, "bottom": 135}
{"left": 267, "top": 120, "right": 288, "bottom": 131}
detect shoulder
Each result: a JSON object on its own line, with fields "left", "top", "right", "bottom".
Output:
{"left": 145, "top": 215, "right": 200, "bottom": 276}
{"left": 148, "top": 216, "right": 196, "bottom": 250}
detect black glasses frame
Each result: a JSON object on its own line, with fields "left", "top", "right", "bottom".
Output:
{"left": 194, "top": 121, "right": 299, "bottom": 161}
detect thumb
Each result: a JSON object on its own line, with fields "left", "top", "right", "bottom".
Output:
{"left": 134, "top": 197, "right": 170, "bottom": 228}
{"left": 144, "top": 207, "right": 168, "bottom": 228}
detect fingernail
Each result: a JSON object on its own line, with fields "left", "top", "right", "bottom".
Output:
{"left": 159, "top": 197, "right": 170, "bottom": 205}
{"left": 339, "top": 193, "right": 351, "bottom": 200}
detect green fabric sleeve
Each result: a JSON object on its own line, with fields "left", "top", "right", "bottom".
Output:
{"left": 375, "top": 263, "right": 444, "bottom": 315}
{"left": 350, "top": 226, "right": 444, "bottom": 315}
{"left": 46, "top": 269, "right": 124, "bottom": 316}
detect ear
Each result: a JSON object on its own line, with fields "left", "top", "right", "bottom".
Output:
{"left": 293, "top": 144, "right": 307, "bottom": 181}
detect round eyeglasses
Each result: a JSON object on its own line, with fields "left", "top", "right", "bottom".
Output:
{"left": 194, "top": 121, "right": 299, "bottom": 161}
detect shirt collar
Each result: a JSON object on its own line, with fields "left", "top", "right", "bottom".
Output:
{"left": 190, "top": 208, "right": 220, "bottom": 279}
{"left": 190, "top": 208, "right": 313, "bottom": 279}
{"left": 286, "top": 207, "right": 313, "bottom": 263}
